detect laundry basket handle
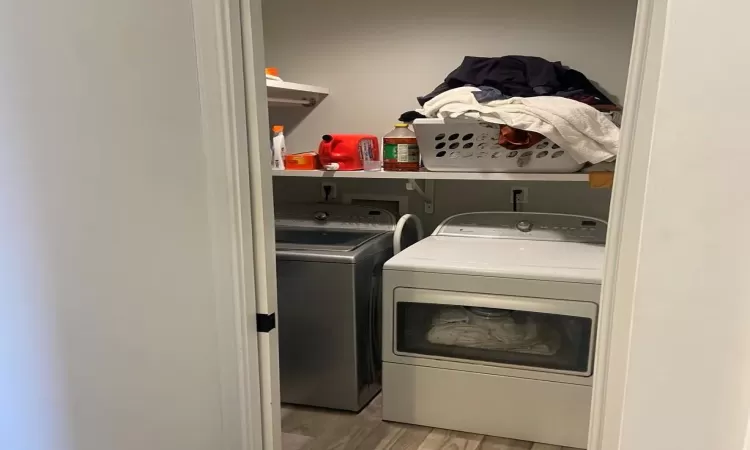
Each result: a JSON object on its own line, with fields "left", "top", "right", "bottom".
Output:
{"left": 394, "top": 214, "right": 424, "bottom": 255}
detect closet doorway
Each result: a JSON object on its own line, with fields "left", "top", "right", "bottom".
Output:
{"left": 233, "top": 0, "right": 665, "bottom": 448}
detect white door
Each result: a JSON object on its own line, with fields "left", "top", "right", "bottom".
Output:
{"left": 0, "top": 0, "right": 267, "bottom": 449}
{"left": 590, "top": 0, "right": 750, "bottom": 449}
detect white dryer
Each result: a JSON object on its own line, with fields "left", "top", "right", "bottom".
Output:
{"left": 381, "top": 212, "right": 607, "bottom": 449}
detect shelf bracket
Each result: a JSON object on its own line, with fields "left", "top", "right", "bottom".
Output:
{"left": 266, "top": 97, "right": 317, "bottom": 107}
{"left": 406, "top": 179, "right": 435, "bottom": 214}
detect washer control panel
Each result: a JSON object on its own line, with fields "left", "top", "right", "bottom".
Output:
{"left": 275, "top": 204, "right": 396, "bottom": 231}
{"left": 435, "top": 212, "right": 607, "bottom": 244}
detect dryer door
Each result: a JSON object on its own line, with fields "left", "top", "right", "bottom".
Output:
{"left": 393, "top": 288, "right": 597, "bottom": 376}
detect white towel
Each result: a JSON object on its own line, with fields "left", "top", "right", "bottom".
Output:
{"left": 417, "top": 87, "right": 620, "bottom": 164}
{"left": 426, "top": 307, "right": 560, "bottom": 356}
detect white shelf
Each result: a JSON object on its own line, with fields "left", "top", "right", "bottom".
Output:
{"left": 266, "top": 80, "right": 329, "bottom": 95}
{"left": 266, "top": 80, "right": 329, "bottom": 106}
{"left": 272, "top": 169, "right": 589, "bottom": 182}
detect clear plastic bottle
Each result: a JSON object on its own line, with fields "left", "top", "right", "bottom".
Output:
{"left": 271, "top": 125, "right": 286, "bottom": 170}
{"left": 383, "top": 123, "right": 420, "bottom": 172}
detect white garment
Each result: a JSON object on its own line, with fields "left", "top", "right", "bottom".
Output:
{"left": 426, "top": 307, "right": 560, "bottom": 356}
{"left": 417, "top": 87, "right": 620, "bottom": 164}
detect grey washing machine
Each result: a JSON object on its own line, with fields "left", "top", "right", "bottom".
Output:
{"left": 275, "top": 203, "right": 406, "bottom": 411}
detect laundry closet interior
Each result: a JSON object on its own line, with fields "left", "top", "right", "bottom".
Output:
{"left": 258, "top": 0, "right": 638, "bottom": 448}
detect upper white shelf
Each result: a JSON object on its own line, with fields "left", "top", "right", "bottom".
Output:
{"left": 266, "top": 80, "right": 329, "bottom": 107}
{"left": 272, "top": 169, "right": 590, "bottom": 182}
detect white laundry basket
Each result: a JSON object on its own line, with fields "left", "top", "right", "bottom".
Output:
{"left": 413, "top": 118, "right": 584, "bottom": 173}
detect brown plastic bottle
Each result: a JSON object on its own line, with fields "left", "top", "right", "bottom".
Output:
{"left": 383, "top": 123, "right": 420, "bottom": 171}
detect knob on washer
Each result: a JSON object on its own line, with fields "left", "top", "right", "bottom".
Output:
{"left": 516, "top": 220, "right": 533, "bottom": 232}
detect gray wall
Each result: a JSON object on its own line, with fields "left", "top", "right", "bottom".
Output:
{"left": 1, "top": 0, "right": 229, "bottom": 448}
{"left": 263, "top": 0, "right": 638, "bottom": 152}
{"left": 263, "top": 0, "right": 636, "bottom": 228}
{"left": 273, "top": 178, "right": 613, "bottom": 232}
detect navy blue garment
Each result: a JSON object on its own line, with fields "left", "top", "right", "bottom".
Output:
{"left": 417, "top": 55, "right": 614, "bottom": 106}
{"left": 472, "top": 86, "right": 511, "bottom": 103}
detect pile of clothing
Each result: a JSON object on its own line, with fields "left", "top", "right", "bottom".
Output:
{"left": 401, "top": 55, "right": 621, "bottom": 165}
{"left": 418, "top": 55, "right": 617, "bottom": 107}
{"left": 427, "top": 306, "right": 561, "bottom": 356}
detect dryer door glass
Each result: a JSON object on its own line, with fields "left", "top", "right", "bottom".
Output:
{"left": 393, "top": 288, "right": 596, "bottom": 376}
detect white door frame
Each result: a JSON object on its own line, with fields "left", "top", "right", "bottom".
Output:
{"left": 191, "top": 0, "right": 274, "bottom": 449}
{"left": 587, "top": 0, "right": 667, "bottom": 448}
{"left": 237, "top": 0, "right": 283, "bottom": 448}
{"left": 194, "top": 0, "right": 670, "bottom": 447}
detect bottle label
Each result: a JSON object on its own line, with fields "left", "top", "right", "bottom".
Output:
{"left": 359, "top": 140, "right": 376, "bottom": 162}
{"left": 384, "top": 143, "right": 419, "bottom": 163}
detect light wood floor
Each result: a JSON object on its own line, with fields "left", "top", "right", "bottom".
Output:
{"left": 281, "top": 395, "right": 583, "bottom": 450}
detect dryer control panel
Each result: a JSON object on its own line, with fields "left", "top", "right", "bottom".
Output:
{"left": 434, "top": 212, "right": 607, "bottom": 244}
{"left": 275, "top": 203, "right": 396, "bottom": 231}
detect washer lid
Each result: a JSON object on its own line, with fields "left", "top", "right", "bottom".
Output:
{"left": 275, "top": 228, "right": 384, "bottom": 252}
{"left": 384, "top": 236, "right": 605, "bottom": 284}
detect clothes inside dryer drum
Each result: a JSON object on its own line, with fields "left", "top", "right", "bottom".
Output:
{"left": 426, "top": 307, "right": 561, "bottom": 355}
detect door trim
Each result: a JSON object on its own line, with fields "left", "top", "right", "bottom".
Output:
{"left": 194, "top": 0, "right": 667, "bottom": 448}
{"left": 238, "top": 0, "right": 283, "bottom": 448}
{"left": 191, "top": 0, "right": 266, "bottom": 449}
{"left": 587, "top": 0, "right": 667, "bottom": 448}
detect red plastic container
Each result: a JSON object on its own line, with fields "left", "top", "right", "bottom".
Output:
{"left": 317, "top": 134, "right": 379, "bottom": 171}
